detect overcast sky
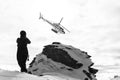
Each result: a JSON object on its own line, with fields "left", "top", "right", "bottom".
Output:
{"left": 0, "top": 0, "right": 120, "bottom": 70}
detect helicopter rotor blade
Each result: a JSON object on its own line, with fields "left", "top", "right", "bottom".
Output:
{"left": 60, "top": 25, "right": 70, "bottom": 33}
{"left": 59, "top": 17, "right": 63, "bottom": 24}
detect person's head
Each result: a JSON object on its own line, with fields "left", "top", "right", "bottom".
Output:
{"left": 20, "top": 30, "right": 26, "bottom": 38}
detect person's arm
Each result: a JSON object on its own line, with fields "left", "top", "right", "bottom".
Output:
{"left": 27, "top": 55, "right": 29, "bottom": 61}
{"left": 26, "top": 38, "right": 30, "bottom": 61}
{"left": 26, "top": 38, "right": 31, "bottom": 44}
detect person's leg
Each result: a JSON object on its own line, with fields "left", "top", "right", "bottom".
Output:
{"left": 21, "top": 57, "right": 27, "bottom": 72}
{"left": 17, "top": 57, "right": 27, "bottom": 72}
{"left": 17, "top": 60, "right": 23, "bottom": 72}
{"left": 21, "top": 62, "right": 27, "bottom": 72}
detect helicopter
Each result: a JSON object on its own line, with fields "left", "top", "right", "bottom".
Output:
{"left": 39, "top": 13, "right": 70, "bottom": 34}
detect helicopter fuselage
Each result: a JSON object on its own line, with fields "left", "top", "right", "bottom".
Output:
{"left": 41, "top": 18, "right": 65, "bottom": 34}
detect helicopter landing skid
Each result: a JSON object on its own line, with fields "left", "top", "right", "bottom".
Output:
{"left": 51, "top": 29, "right": 58, "bottom": 33}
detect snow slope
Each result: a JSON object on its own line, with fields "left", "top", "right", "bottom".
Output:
{"left": 0, "top": 69, "right": 45, "bottom": 80}
{"left": 95, "top": 65, "right": 120, "bottom": 80}
{"left": 0, "top": 66, "right": 120, "bottom": 80}
{"left": 0, "top": 69, "right": 80, "bottom": 80}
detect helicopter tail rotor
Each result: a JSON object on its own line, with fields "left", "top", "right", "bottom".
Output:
{"left": 39, "top": 13, "right": 43, "bottom": 19}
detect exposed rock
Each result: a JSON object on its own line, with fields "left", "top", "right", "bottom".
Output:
{"left": 110, "top": 75, "right": 120, "bottom": 80}
{"left": 28, "top": 42, "right": 98, "bottom": 80}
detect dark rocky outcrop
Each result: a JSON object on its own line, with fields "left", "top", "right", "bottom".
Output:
{"left": 28, "top": 42, "right": 98, "bottom": 80}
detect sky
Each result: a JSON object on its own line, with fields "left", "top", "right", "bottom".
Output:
{"left": 0, "top": 0, "right": 120, "bottom": 70}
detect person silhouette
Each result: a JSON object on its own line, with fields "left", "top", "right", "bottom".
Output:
{"left": 16, "top": 30, "right": 31, "bottom": 72}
